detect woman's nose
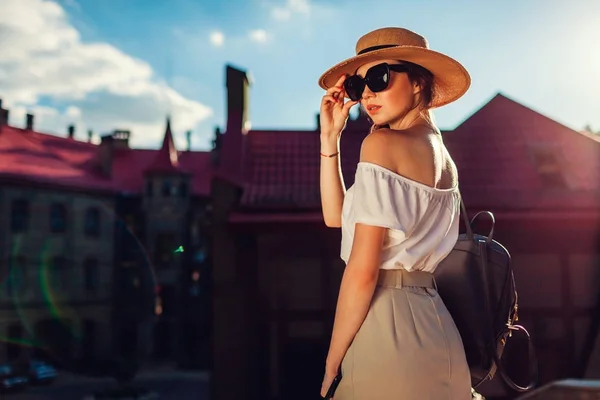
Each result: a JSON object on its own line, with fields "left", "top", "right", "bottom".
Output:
{"left": 362, "top": 85, "right": 374, "bottom": 100}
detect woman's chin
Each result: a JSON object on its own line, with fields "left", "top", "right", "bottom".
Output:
{"left": 372, "top": 117, "right": 390, "bottom": 127}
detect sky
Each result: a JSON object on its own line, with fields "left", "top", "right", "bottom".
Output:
{"left": 0, "top": 0, "right": 599, "bottom": 150}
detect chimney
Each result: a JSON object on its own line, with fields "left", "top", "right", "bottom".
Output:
{"left": 67, "top": 124, "right": 75, "bottom": 139}
{"left": 186, "top": 130, "right": 192, "bottom": 151}
{"left": 87, "top": 129, "right": 93, "bottom": 143}
{"left": 26, "top": 113, "right": 34, "bottom": 130}
{"left": 0, "top": 99, "right": 8, "bottom": 125}
{"left": 112, "top": 129, "right": 130, "bottom": 150}
{"left": 226, "top": 65, "right": 251, "bottom": 134}
{"left": 98, "top": 134, "right": 114, "bottom": 177}
{"left": 211, "top": 126, "right": 222, "bottom": 165}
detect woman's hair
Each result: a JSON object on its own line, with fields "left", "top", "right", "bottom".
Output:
{"left": 362, "top": 60, "right": 436, "bottom": 132}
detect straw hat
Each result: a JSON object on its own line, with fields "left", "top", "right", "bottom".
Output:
{"left": 318, "top": 27, "right": 471, "bottom": 108}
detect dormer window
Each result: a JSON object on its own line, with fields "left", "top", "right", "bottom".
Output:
{"left": 530, "top": 147, "right": 565, "bottom": 188}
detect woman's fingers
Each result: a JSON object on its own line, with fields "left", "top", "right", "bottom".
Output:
{"left": 326, "top": 74, "right": 347, "bottom": 95}
{"left": 342, "top": 98, "right": 358, "bottom": 115}
{"left": 334, "top": 74, "right": 347, "bottom": 88}
{"left": 322, "top": 94, "right": 337, "bottom": 105}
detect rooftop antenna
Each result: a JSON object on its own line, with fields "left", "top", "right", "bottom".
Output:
{"left": 165, "top": 36, "right": 175, "bottom": 149}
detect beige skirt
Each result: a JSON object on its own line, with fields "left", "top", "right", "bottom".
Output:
{"left": 334, "top": 269, "right": 472, "bottom": 400}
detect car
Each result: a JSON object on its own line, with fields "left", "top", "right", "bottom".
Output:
{"left": 0, "top": 364, "right": 29, "bottom": 393}
{"left": 26, "top": 359, "right": 58, "bottom": 384}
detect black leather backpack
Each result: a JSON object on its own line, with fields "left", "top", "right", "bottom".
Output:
{"left": 434, "top": 196, "right": 539, "bottom": 397}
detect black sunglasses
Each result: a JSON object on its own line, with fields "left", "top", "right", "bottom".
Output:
{"left": 343, "top": 63, "right": 409, "bottom": 101}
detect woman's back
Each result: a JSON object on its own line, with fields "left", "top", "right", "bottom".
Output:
{"left": 368, "top": 125, "right": 458, "bottom": 191}
{"left": 340, "top": 127, "right": 461, "bottom": 272}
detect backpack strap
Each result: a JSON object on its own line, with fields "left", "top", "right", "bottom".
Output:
{"left": 458, "top": 191, "right": 473, "bottom": 240}
{"left": 478, "top": 235, "right": 538, "bottom": 392}
{"left": 461, "top": 190, "right": 538, "bottom": 392}
{"left": 496, "top": 325, "right": 538, "bottom": 392}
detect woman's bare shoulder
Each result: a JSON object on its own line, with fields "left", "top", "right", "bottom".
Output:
{"left": 360, "top": 127, "right": 431, "bottom": 166}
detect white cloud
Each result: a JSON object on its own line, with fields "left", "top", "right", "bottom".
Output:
{"left": 288, "top": 0, "right": 310, "bottom": 14}
{"left": 0, "top": 0, "right": 212, "bottom": 148}
{"left": 271, "top": 8, "right": 292, "bottom": 21}
{"left": 65, "top": 105, "right": 81, "bottom": 119}
{"left": 209, "top": 31, "right": 225, "bottom": 47}
{"left": 271, "top": 0, "right": 311, "bottom": 21}
{"left": 61, "top": 0, "right": 81, "bottom": 12}
{"left": 249, "top": 29, "right": 269, "bottom": 43}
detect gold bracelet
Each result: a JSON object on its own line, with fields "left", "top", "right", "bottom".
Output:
{"left": 320, "top": 151, "right": 339, "bottom": 158}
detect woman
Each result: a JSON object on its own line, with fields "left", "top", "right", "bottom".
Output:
{"left": 318, "top": 27, "right": 472, "bottom": 399}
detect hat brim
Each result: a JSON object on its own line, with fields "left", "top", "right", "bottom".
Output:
{"left": 318, "top": 46, "right": 470, "bottom": 108}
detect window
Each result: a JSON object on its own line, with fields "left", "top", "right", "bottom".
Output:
{"left": 146, "top": 181, "right": 153, "bottom": 197}
{"left": 161, "top": 180, "right": 171, "bottom": 196}
{"left": 154, "top": 233, "right": 178, "bottom": 268}
{"left": 531, "top": 147, "right": 565, "bottom": 188}
{"left": 50, "top": 256, "right": 68, "bottom": 290}
{"left": 84, "top": 207, "right": 100, "bottom": 237}
{"left": 84, "top": 258, "right": 99, "bottom": 292}
{"left": 7, "top": 255, "right": 26, "bottom": 295}
{"left": 179, "top": 181, "right": 188, "bottom": 197}
{"left": 50, "top": 203, "right": 67, "bottom": 233}
{"left": 10, "top": 199, "right": 29, "bottom": 233}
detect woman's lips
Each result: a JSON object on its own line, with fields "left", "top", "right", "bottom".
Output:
{"left": 366, "top": 104, "right": 382, "bottom": 114}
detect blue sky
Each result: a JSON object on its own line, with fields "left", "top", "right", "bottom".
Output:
{"left": 0, "top": 0, "right": 598, "bottom": 150}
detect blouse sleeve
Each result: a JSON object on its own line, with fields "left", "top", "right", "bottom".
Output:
{"left": 351, "top": 163, "right": 420, "bottom": 233}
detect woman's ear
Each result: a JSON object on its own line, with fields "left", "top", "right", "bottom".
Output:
{"left": 412, "top": 81, "right": 422, "bottom": 95}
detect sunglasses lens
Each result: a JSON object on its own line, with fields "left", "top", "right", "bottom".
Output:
{"left": 365, "top": 64, "right": 390, "bottom": 93}
{"left": 344, "top": 76, "right": 364, "bottom": 101}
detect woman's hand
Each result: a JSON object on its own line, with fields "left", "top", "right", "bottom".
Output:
{"left": 319, "top": 74, "right": 359, "bottom": 143}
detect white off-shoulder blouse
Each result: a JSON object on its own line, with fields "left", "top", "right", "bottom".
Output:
{"left": 340, "top": 162, "right": 461, "bottom": 273}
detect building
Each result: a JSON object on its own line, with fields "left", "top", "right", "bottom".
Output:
{"left": 210, "top": 66, "right": 600, "bottom": 399}
{"left": 0, "top": 103, "right": 213, "bottom": 369}
{"left": 1, "top": 64, "right": 600, "bottom": 399}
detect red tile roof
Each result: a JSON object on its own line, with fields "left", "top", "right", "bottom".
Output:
{"left": 444, "top": 93, "right": 600, "bottom": 209}
{"left": 235, "top": 93, "right": 600, "bottom": 212}
{"left": 2, "top": 92, "right": 598, "bottom": 213}
{"left": 0, "top": 122, "right": 212, "bottom": 196}
{"left": 238, "top": 116, "right": 369, "bottom": 209}
{"left": 0, "top": 125, "right": 114, "bottom": 193}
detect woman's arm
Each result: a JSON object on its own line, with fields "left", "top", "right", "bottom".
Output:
{"left": 325, "top": 222, "right": 385, "bottom": 373}
{"left": 318, "top": 75, "right": 358, "bottom": 228}
{"left": 324, "top": 131, "right": 394, "bottom": 373}
{"left": 320, "top": 136, "right": 346, "bottom": 228}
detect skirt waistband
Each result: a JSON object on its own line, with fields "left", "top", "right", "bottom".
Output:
{"left": 377, "top": 269, "right": 437, "bottom": 290}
